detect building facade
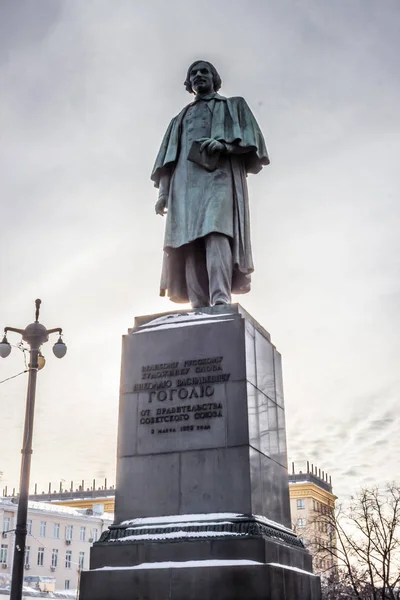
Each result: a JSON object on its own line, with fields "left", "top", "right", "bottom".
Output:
{"left": 25, "top": 468, "right": 338, "bottom": 579}
{"left": 0, "top": 498, "right": 112, "bottom": 591}
{"left": 288, "top": 464, "right": 337, "bottom": 576}
{"left": 26, "top": 480, "right": 115, "bottom": 515}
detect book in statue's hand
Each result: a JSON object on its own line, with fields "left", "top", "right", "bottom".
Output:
{"left": 187, "top": 140, "right": 220, "bottom": 172}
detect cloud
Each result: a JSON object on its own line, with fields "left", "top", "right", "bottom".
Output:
{"left": 1, "top": 0, "right": 400, "bottom": 503}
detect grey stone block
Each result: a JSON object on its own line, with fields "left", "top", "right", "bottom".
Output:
{"left": 179, "top": 446, "right": 252, "bottom": 515}
{"left": 273, "top": 349, "right": 284, "bottom": 408}
{"left": 90, "top": 535, "right": 309, "bottom": 571}
{"left": 245, "top": 319, "right": 257, "bottom": 387}
{"left": 80, "top": 562, "right": 321, "bottom": 600}
{"left": 80, "top": 566, "right": 171, "bottom": 600}
{"left": 209, "top": 537, "right": 266, "bottom": 562}
{"left": 260, "top": 452, "right": 291, "bottom": 529}
{"left": 120, "top": 311, "right": 246, "bottom": 397}
{"left": 117, "top": 392, "right": 139, "bottom": 458}
{"left": 115, "top": 453, "right": 180, "bottom": 522}
{"left": 226, "top": 380, "right": 250, "bottom": 447}
{"left": 80, "top": 305, "right": 318, "bottom": 600}
{"left": 247, "top": 382, "right": 260, "bottom": 448}
{"left": 249, "top": 446, "right": 263, "bottom": 515}
{"left": 115, "top": 305, "right": 292, "bottom": 525}
{"left": 268, "top": 563, "right": 285, "bottom": 599}
{"left": 255, "top": 329, "right": 276, "bottom": 401}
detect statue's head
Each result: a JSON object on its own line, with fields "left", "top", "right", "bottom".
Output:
{"left": 184, "top": 60, "right": 222, "bottom": 95}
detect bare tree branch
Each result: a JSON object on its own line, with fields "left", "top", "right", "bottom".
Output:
{"left": 310, "top": 484, "right": 400, "bottom": 600}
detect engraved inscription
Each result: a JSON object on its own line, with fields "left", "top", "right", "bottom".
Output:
{"left": 134, "top": 355, "right": 229, "bottom": 437}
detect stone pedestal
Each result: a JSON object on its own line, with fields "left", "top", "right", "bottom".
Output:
{"left": 80, "top": 305, "right": 320, "bottom": 599}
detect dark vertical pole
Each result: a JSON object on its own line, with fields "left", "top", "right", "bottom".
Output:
{"left": 10, "top": 347, "right": 39, "bottom": 600}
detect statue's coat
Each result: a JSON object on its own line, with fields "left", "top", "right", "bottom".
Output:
{"left": 151, "top": 94, "right": 269, "bottom": 303}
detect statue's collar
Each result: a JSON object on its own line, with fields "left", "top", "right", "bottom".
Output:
{"left": 193, "top": 92, "right": 225, "bottom": 103}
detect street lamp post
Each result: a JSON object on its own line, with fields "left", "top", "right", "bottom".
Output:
{"left": 0, "top": 299, "right": 67, "bottom": 600}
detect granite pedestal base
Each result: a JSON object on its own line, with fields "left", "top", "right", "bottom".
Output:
{"left": 79, "top": 305, "right": 320, "bottom": 599}
{"left": 80, "top": 561, "right": 320, "bottom": 600}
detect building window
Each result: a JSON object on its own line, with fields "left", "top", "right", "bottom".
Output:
{"left": 37, "top": 547, "right": 44, "bottom": 566}
{"left": 40, "top": 521, "right": 47, "bottom": 537}
{"left": 25, "top": 546, "right": 31, "bottom": 567}
{"left": 65, "top": 524, "right": 73, "bottom": 541}
{"left": 80, "top": 526, "right": 86, "bottom": 542}
{"left": 91, "top": 528, "right": 99, "bottom": 542}
{"left": 78, "top": 551, "right": 85, "bottom": 569}
{"left": 297, "top": 518, "right": 306, "bottom": 529}
{"left": 93, "top": 503, "right": 104, "bottom": 515}
{"left": 296, "top": 499, "right": 305, "bottom": 510}
{"left": 3, "top": 517, "right": 11, "bottom": 533}
{"left": 27, "top": 520, "right": 32, "bottom": 535}
{"left": 53, "top": 523, "right": 60, "bottom": 539}
{"left": 0, "top": 545, "right": 8, "bottom": 564}
{"left": 65, "top": 580, "right": 70, "bottom": 590}
{"left": 51, "top": 549, "right": 58, "bottom": 568}
{"left": 65, "top": 550, "right": 72, "bottom": 568}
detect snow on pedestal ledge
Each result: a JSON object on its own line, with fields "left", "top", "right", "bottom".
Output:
{"left": 110, "top": 530, "right": 244, "bottom": 542}
{"left": 94, "top": 559, "right": 263, "bottom": 571}
{"left": 134, "top": 311, "right": 234, "bottom": 333}
{"left": 119, "top": 512, "right": 293, "bottom": 535}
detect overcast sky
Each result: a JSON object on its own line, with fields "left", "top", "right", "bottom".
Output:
{"left": 0, "top": 0, "right": 399, "bottom": 504}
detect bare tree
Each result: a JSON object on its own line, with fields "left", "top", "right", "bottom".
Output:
{"left": 311, "top": 484, "right": 400, "bottom": 600}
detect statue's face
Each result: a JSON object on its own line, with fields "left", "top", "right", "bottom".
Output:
{"left": 189, "top": 62, "right": 214, "bottom": 95}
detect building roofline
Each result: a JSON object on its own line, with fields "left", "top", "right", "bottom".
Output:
{"left": 0, "top": 497, "right": 113, "bottom": 521}
{"left": 289, "top": 462, "right": 334, "bottom": 495}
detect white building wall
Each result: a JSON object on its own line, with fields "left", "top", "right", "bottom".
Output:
{"left": 0, "top": 498, "right": 112, "bottom": 590}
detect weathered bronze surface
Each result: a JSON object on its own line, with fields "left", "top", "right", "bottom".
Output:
{"left": 151, "top": 60, "right": 269, "bottom": 307}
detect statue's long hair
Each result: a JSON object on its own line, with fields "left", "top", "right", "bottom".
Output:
{"left": 184, "top": 61, "right": 222, "bottom": 94}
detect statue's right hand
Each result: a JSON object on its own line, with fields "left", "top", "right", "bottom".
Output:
{"left": 155, "top": 196, "right": 167, "bottom": 216}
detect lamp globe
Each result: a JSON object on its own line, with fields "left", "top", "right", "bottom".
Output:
{"left": 0, "top": 336, "right": 11, "bottom": 358}
{"left": 53, "top": 337, "right": 67, "bottom": 359}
